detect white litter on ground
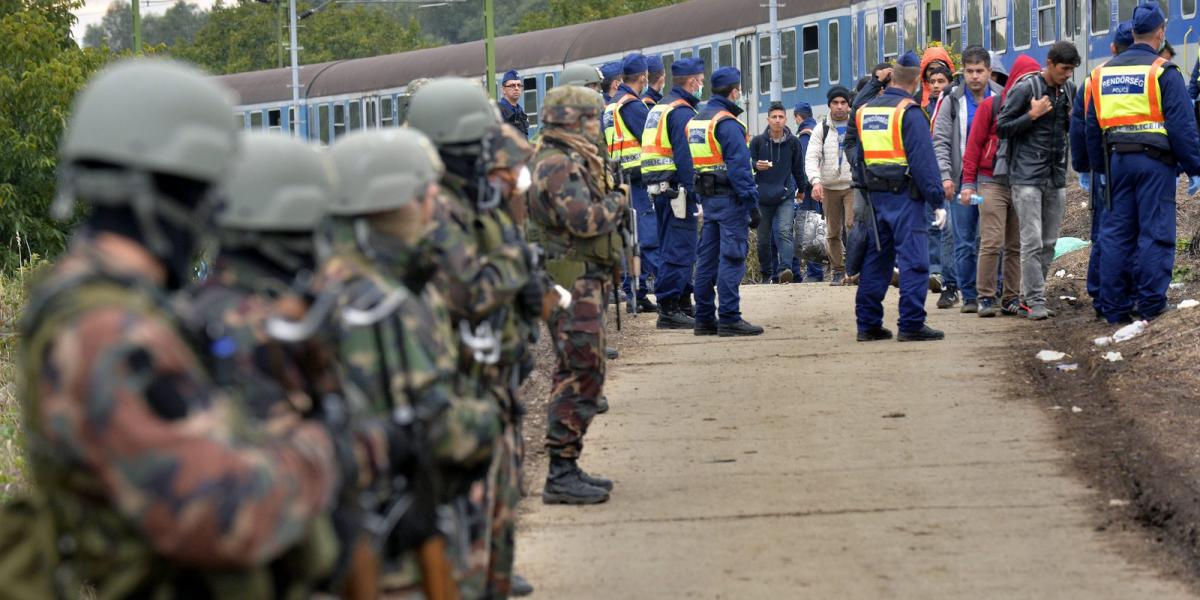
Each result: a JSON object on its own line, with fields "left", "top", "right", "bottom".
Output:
{"left": 1178, "top": 299, "right": 1199, "bottom": 310}
{"left": 1057, "top": 363, "right": 1079, "bottom": 372}
{"left": 1102, "top": 352, "right": 1123, "bottom": 362}
{"left": 1109, "top": 499, "right": 1130, "bottom": 507}
{"left": 1094, "top": 336, "right": 1112, "bottom": 347}
{"left": 1112, "top": 320, "right": 1148, "bottom": 343}
{"left": 1072, "top": 406, "right": 1083, "bottom": 413}
{"left": 1055, "top": 269, "right": 1067, "bottom": 278}
{"left": 1059, "top": 295, "right": 1077, "bottom": 302}
{"left": 1037, "top": 350, "right": 1067, "bottom": 362}
{"left": 1170, "top": 282, "right": 1185, "bottom": 290}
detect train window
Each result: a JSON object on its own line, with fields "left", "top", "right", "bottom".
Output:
{"left": 288, "top": 107, "right": 297, "bottom": 134}
{"left": 883, "top": 8, "right": 899, "bottom": 59}
{"left": 381, "top": 96, "right": 394, "bottom": 127}
{"left": 1037, "top": 0, "right": 1055, "bottom": 44}
{"left": 991, "top": 0, "right": 1008, "bottom": 50}
{"left": 944, "top": 0, "right": 962, "bottom": 50}
{"left": 759, "top": 35, "right": 771, "bottom": 95}
{"left": 523, "top": 77, "right": 538, "bottom": 127}
{"left": 680, "top": 49, "right": 693, "bottom": 59}
{"left": 718, "top": 42, "right": 733, "bottom": 68}
{"left": 236, "top": 113, "right": 246, "bottom": 130}
{"left": 250, "top": 111, "right": 264, "bottom": 130}
{"left": 739, "top": 38, "right": 755, "bottom": 96}
{"left": 803, "top": 25, "right": 820, "bottom": 88}
{"left": 662, "top": 53, "right": 674, "bottom": 78}
{"left": 349, "top": 101, "right": 362, "bottom": 130}
{"left": 1185, "top": 0, "right": 1196, "bottom": 17}
{"left": 781, "top": 29, "right": 797, "bottom": 89}
{"left": 545, "top": 74, "right": 554, "bottom": 92}
{"left": 968, "top": 0, "right": 983, "bottom": 46}
{"left": 700, "top": 47, "right": 714, "bottom": 99}
{"left": 317, "top": 104, "right": 330, "bottom": 144}
{"left": 365, "top": 99, "right": 377, "bottom": 128}
{"left": 865, "top": 12, "right": 879, "bottom": 70}
{"left": 927, "top": 0, "right": 943, "bottom": 42}
{"left": 1013, "top": 0, "right": 1030, "bottom": 48}
{"left": 903, "top": 3, "right": 919, "bottom": 51}
{"left": 267, "top": 108, "right": 282, "bottom": 132}
{"left": 333, "top": 103, "right": 346, "bottom": 138}
{"left": 828, "top": 21, "right": 841, "bottom": 84}
{"left": 1092, "top": 0, "right": 1110, "bottom": 32}
{"left": 1117, "top": 0, "right": 1140, "bottom": 20}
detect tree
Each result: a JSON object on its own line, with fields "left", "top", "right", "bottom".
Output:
{"left": 0, "top": 0, "right": 111, "bottom": 271}
{"left": 82, "top": 0, "right": 133, "bottom": 52}
{"left": 82, "top": 1, "right": 208, "bottom": 52}
{"left": 515, "top": 0, "right": 684, "bottom": 33}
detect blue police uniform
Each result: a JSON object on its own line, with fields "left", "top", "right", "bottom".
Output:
{"left": 855, "top": 80, "right": 945, "bottom": 335}
{"left": 610, "top": 54, "right": 658, "bottom": 307}
{"left": 1070, "top": 22, "right": 1135, "bottom": 319}
{"left": 690, "top": 68, "right": 759, "bottom": 329}
{"left": 1084, "top": 2, "right": 1200, "bottom": 322}
{"left": 600, "top": 61, "right": 622, "bottom": 104}
{"left": 642, "top": 59, "right": 703, "bottom": 316}
{"left": 644, "top": 55, "right": 665, "bottom": 107}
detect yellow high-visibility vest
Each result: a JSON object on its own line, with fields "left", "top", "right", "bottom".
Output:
{"left": 686, "top": 110, "right": 748, "bottom": 174}
{"left": 640, "top": 98, "right": 692, "bottom": 174}
{"left": 603, "top": 93, "right": 642, "bottom": 171}
{"left": 857, "top": 98, "right": 916, "bottom": 167}
{"left": 1091, "top": 57, "right": 1168, "bottom": 136}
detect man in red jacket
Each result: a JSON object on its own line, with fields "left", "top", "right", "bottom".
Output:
{"left": 959, "top": 54, "right": 1042, "bottom": 317}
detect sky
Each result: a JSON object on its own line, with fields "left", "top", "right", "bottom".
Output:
{"left": 72, "top": 0, "right": 218, "bottom": 42}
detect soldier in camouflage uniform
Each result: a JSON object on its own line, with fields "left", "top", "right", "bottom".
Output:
{"left": 311, "top": 128, "right": 502, "bottom": 594}
{"left": 528, "top": 85, "right": 629, "bottom": 505}
{"left": 14, "top": 60, "right": 354, "bottom": 598}
{"left": 407, "top": 78, "right": 538, "bottom": 599}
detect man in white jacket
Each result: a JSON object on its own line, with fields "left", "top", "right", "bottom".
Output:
{"left": 805, "top": 85, "right": 855, "bottom": 285}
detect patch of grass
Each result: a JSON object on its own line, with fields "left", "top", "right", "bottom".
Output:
{"left": 1174, "top": 265, "right": 1195, "bottom": 284}
{"left": 0, "top": 257, "right": 47, "bottom": 501}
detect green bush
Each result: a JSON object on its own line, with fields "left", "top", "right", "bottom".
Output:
{"left": 0, "top": 257, "right": 47, "bottom": 500}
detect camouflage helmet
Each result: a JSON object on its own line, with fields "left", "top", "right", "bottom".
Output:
{"left": 216, "top": 132, "right": 335, "bottom": 233}
{"left": 406, "top": 77, "right": 500, "bottom": 146}
{"left": 559, "top": 63, "right": 604, "bottom": 87}
{"left": 540, "top": 85, "right": 605, "bottom": 126}
{"left": 328, "top": 128, "right": 444, "bottom": 216}
{"left": 482, "top": 124, "right": 534, "bottom": 172}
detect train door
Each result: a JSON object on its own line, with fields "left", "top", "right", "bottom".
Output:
{"left": 735, "top": 33, "right": 759, "bottom": 130}
{"left": 1062, "top": 0, "right": 1088, "bottom": 86}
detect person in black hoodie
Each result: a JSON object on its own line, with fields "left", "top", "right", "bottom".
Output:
{"left": 751, "top": 102, "right": 806, "bottom": 283}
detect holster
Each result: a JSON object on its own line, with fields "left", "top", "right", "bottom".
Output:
{"left": 695, "top": 172, "right": 732, "bottom": 197}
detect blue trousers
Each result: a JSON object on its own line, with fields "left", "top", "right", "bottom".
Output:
{"left": 1086, "top": 180, "right": 1136, "bottom": 318}
{"left": 695, "top": 194, "right": 750, "bottom": 324}
{"left": 926, "top": 200, "right": 957, "bottom": 288}
{"left": 950, "top": 200, "right": 980, "bottom": 301}
{"left": 856, "top": 193, "right": 930, "bottom": 333}
{"left": 757, "top": 201, "right": 795, "bottom": 279}
{"left": 1099, "top": 153, "right": 1176, "bottom": 322}
{"left": 653, "top": 190, "right": 698, "bottom": 302}
{"left": 623, "top": 185, "right": 658, "bottom": 299}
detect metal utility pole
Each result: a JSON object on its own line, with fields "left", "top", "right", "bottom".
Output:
{"left": 277, "top": 1, "right": 285, "bottom": 68}
{"left": 768, "top": 0, "right": 781, "bottom": 102}
{"left": 289, "top": 0, "right": 305, "bottom": 137}
{"left": 485, "top": 0, "right": 496, "bottom": 99}
{"left": 132, "top": 0, "right": 142, "bottom": 54}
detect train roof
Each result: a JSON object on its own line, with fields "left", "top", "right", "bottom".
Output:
{"left": 216, "top": 0, "right": 839, "bottom": 106}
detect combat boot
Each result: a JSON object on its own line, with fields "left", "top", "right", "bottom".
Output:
{"left": 694, "top": 320, "right": 718, "bottom": 336}
{"left": 678, "top": 294, "right": 696, "bottom": 318}
{"left": 605, "top": 347, "right": 619, "bottom": 360}
{"left": 578, "top": 464, "right": 614, "bottom": 491}
{"left": 596, "top": 394, "right": 609, "bottom": 414}
{"left": 511, "top": 574, "right": 534, "bottom": 597}
{"left": 543, "top": 457, "right": 610, "bottom": 505}
{"left": 718, "top": 319, "right": 765, "bottom": 337}
{"left": 656, "top": 298, "right": 695, "bottom": 330}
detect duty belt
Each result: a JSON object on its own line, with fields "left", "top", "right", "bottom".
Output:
{"left": 1109, "top": 142, "right": 1176, "bottom": 167}
{"left": 695, "top": 172, "right": 733, "bottom": 197}
{"left": 864, "top": 173, "right": 914, "bottom": 195}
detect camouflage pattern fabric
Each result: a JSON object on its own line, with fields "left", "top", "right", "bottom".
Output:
{"left": 20, "top": 240, "right": 340, "bottom": 598}
{"left": 484, "top": 420, "right": 522, "bottom": 597}
{"left": 544, "top": 276, "right": 607, "bottom": 459}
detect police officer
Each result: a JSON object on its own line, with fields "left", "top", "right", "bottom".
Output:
{"left": 1085, "top": 0, "right": 1200, "bottom": 323}
{"left": 18, "top": 60, "right": 349, "bottom": 597}
{"left": 560, "top": 62, "right": 604, "bottom": 92}
{"left": 854, "top": 51, "right": 947, "bottom": 342}
{"left": 528, "top": 86, "right": 628, "bottom": 505}
{"left": 499, "top": 69, "right": 530, "bottom": 138}
{"left": 605, "top": 52, "right": 658, "bottom": 314}
{"left": 1070, "top": 22, "right": 1134, "bottom": 320}
{"left": 601, "top": 61, "right": 622, "bottom": 103}
{"left": 688, "top": 67, "right": 764, "bottom": 336}
{"left": 641, "top": 56, "right": 705, "bottom": 329}
{"left": 644, "top": 55, "right": 666, "bottom": 107}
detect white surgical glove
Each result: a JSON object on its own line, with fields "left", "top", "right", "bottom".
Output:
{"left": 932, "top": 208, "right": 948, "bottom": 230}
{"left": 555, "top": 284, "right": 572, "bottom": 309}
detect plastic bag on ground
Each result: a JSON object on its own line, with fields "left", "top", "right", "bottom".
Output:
{"left": 1053, "top": 237, "right": 1090, "bottom": 260}
{"left": 793, "top": 210, "right": 829, "bottom": 264}
{"left": 1037, "top": 350, "right": 1067, "bottom": 362}
{"left": 1112, "top": 320, "right": 1148, "bottom": 343}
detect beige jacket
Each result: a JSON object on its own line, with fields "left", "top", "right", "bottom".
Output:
{"left": 803, "top": 117, "right": 853, "bottom": 191}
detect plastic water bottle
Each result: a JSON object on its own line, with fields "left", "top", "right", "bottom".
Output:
{"left": 970, "top": 193, "right": 984, "bottom": 206}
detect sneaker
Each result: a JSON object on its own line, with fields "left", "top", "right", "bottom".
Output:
{"left": 718, "top": 319, "right": 765, "bottom": 337}
{"left": 856, "top": 326, "right": 893, "bottom": 342}
{"left": 830, "top": 271, "right": 845, "bottom": 286}
{"left": 977, "top": 297, "right": 999, "bottom": 317}
{"left": 778, "top": 269, "right": 794, "bottom": 284}
{"left": 596, "top": 395, "right": 609, "bottom": 414}
{"left": 1002, "top": 298, "right": 1025, "bottom": 316}
{"left": 929, "top": 273, "right": 944, "bottom": 293}
{"left": 605, "top": 347, "right": 619, "bottom": 360}
{"left": 961, "top": 299, "right": 979, "bottom": 314}
{"left": 897, "top": 325, "right": 946, "bottom": 342}
{"left": 936, "top": 287, "right": 960, "bottom": 309}
{"left": 1028, "top": 304, "right": 1051, "bottom": 320}
{"left": 511, "top": 575, "right": 534, "bottom": 597}
{"left": 694, "top": 320, "right": 718, "bottom": 336}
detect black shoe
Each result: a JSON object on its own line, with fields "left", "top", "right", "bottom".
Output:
{"left": 637, "top": 295, "right": 658, "bottom": 313}
{"left": 605, "top": 347, "right": 619, "bottom": 360}
{"left": 1002, "top": 298, "right": 1025, "bottom": 316}
{"left": 543, "top": 458, "right": 610, "bottom": 505}
{"left": 678, "top": 295, "right": 696, "bottom": 318}
{"left": 937, "top": 287, "right": 960, "bottom": 309}
{"left": 718, "top": 319, "right": 765, "bottom": 337}
{"left": 578, "top": 466, "right": 613, "bottom": 491}
{"left": 656, "top": 298, "right": 695, "bottom": 329}
{"left": 978, "top": 297, "right": 999, "bottom": 317}
{"left": 961, "top": 299, "right": 979, "bottom": 314}
{"left": 596, "top": 395, "right": 609, "bottom": 414}
{"left": 694, "top": 320, "right": 719, "bottom": 336}
{"left": 897, "top": 325, "right": 945, "bottom": 342}
{"left": 511, "top": 574, "right": 534, "bottom": 597}
{"left": 856, "top": 326, "right": 893, "bottom": 342}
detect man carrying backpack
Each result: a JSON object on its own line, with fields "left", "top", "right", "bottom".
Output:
{"left": 805, "top": 86, "right": 855, "bottom": 285}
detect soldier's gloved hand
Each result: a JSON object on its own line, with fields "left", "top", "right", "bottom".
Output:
{"left": 1078, "top": 173, "right": 1091, "bottom": 193}
{"left": 748, "top": 206, "right": 762, "bottom": 229}
{"left": 1189, "top": 175, "right": 1200, "bottom": 196}
{"left": 932, "top": 208, "right": 948, "bottom": 230}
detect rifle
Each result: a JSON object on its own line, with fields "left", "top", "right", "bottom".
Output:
{"left": 619, "top": 206, "right": 641, "bottom": 316}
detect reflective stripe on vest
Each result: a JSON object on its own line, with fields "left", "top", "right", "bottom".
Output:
{"left": 687, "top": 111, "right": 749, "bottom": 173}
{"left": 603, "top": 93, "right": 642, "bottom": 170}
{"left": 640, "top": 98, "right": 692, "bottom": 173}
{"left": 857, "top": 98, "right": 915, "bottom": 166}
{"left": 1091, "top": 57, "right": 1168, "bottom": 136}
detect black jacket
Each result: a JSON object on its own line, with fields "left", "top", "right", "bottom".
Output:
{"left": 995, "top": 73, "right": 1074, "bottom": 187}
{"left": 749, "top": 126, "right": 805, "bottom": 206}
{"left": 499, "top": 98, "right": 530, "bottom": 138}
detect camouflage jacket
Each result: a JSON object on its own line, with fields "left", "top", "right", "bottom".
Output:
{"left": 19, "top": 240, "right": 339, "bottom": 596}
